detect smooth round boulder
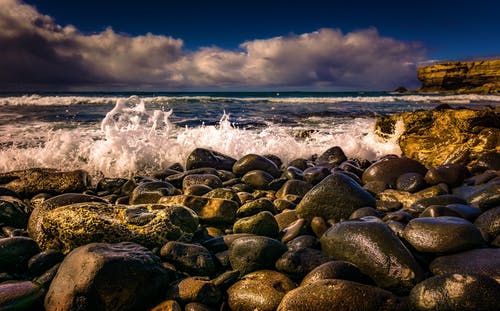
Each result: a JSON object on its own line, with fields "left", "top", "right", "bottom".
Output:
{"left": 409, "top": 273, "right": 500, "bottom": 311}
{"left": 182, "top": 174, "right": 222, "bottom": 191}
{"left": 236, "top": 198, "right": 276, "bottom": 218}
{"left": 184, "top": 184, "right": 212, "bottom": 196}
{"left": 275, "top": 248, "right": 330, "bottom": 279}
{"left": 277, "top": 279, "right": 408, "bottom": 311}
{"left": 362, "top": 157, "right": 427, "bottom": 188}
{"left": 471, "top": 151, "right": 500, "bottom": 173}
{"left": 232, "top": 154, "right": 281, "bottom": 178}
{"left": 227, "top": 270, "right": 296, "bottom": 311}
{"left": 185, "top": 148, "right": 236, "bottom": 171}
{"left": 166, "top": 277, "right": 222, "bottom": 306}
{"left": 403, "top": 216, "right": 484, "bottom": 253}
{"left": 203, "top": 188, "right": 241, "bottom": 204}
{"left": 241, "top": 170, "right": 274, "bottom": 190}
{"left": 281, "top": 166, "right": 304, "bottom": 180}
{"left": 28, "top": 249, "right": 64, "bottom": 276}
{"left": 129, "top": 181, "right": 177, "bottom": 204}
{"left": 286, "top": 235, "right": 319, "bottom": 251}
{"left": 316, "top": 146, "right": 347, "bottom": 167}
{"left": 45, "top": 242, "right": 170, "bottom": 311}
{"left": 229, "top": 236, "right": 287, "bottom": 275}
{"left": 302, "top": 167, "right": 330, "bottom": 185}
{"left": 474, "top": 206, "right": 500, "bottom": 242}
{"left": 320, "top": 219, "right": 423, "bottom": 293}
{"left": 276, "top": 180, "right": 312, "bottom": 198}
{"left": 0, "top": 281, "right": 45, "bottom": 310}
{"left": 296, "top": 173, "right": 375, "bottom": 222}
{"left": 424, "top": 164, "right": 469, "bottom": 187}
{"left": 429, "top": 248, "right": 500, "bottom": 282}
{"left": 233, "top": 211, "right": 279, "bottom": 238}
{"left": 0, "top": 196, "right": 28, "bottom": 228}
{"left": 300, "top": 260, "right": 373, "bottom": 286}
{"left": 0, "top": 237, "right": 40, "bottom": 273}
{"left": 396, "top": 172, "right": 426, "bottom": 193}
{"left": 160, "top": 241, "right": 216, "bottom": 277}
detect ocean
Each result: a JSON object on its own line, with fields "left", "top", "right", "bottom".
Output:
{"left": 1, "top": 92, "right": 499, "bottom": 178}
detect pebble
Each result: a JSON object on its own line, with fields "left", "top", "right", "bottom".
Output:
{"left": 228, "top": 236, "right": 287, "bottom": 275}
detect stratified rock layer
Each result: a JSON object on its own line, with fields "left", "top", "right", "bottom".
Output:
{"left": 418, "top": 60, "right": 500, "bottom": 94}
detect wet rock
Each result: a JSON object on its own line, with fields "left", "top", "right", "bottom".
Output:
{"left": 338, "top": 161, "right": 364, "bottom": 178}
{"left": 263, "top": 154, "right": 283, "bottom": 169}
{"left": 38, "top": 203, "right": 198, "bottom": 253}
{"left": 151, "top": 300, "right": 182, "bottom": 311}
{"left": 166, "top": 277, "right": 222, "bottom": 306}
{"left": 296, "top": 173, "right": 375, "bottom": 222}
{"left": 0, "top": 237, "right": 40, "bottom": 273}
{"left": 363, "top": 180, "right": 388, "bottom": 195}
{"left": 274, "top": 210, "right": 298, "bottom": 231}
{"left": 233, "top": 154, "right": 281, "bottom": 178}
{"left": 186, "top": 148, "right": 236, "bottom": 171}
{"left": 33, "top": 263, "right": 61, "bottom": 288}
{"left": 287, "top": 158, "right": 311, "bottom": 171}
{"left": 409, "top": 273, "right": 500, "bottom": 311}
{"left": 276, "top": 179, "right": 312, "bottom": 198}
{"left": 184, "top": 184, "right": 213, "bottom": 196}
{"left": 202, "top": 188, "right": 241, "bottom": 204}
{"left": 0, "top": 196, "right": 28, "bottom": 228}
{"left": 129, "top": 181, "right": 177, "bottom": 204}
{"left": 396, "top": 172, "right": 426, "bottom": 193}
{"left": 236, "top": 198, "right": 276, "bottom": 217}
{"left": 466, "top": 179, "right": 500, "bottom": 210}
{"left": 286, "top": 235, "right": 319, "bottom": 251}
{"left": 273, "top": 198, "right": 296, "bottom": 212}
{"left": 27, "top": 249, "right": 64, "bottom": 276}
{"left": 316, "top": 146, "right": 347, "bottom": 167}
{"left": 281, "top": 166, "right": 304, "bottom": 180}
{"left": 430, "top": 248, "right": 500, "bottom": 282}
{"left": 160, "top": 195, "right": 237, "bottom": 226}
{"left": 183, "top": 174, "right": 222, "bottom": 191}
{"left": 0, "top": 168, "right": 90, "bottom": 198}
{"left": 362, "top": 157, "right": 427, "bottom": 188}
{"left": 45, "top": 242, "right": 170, "bottom": 311}
{"left": 471, "top": 151, "right": 500, "bottom": 173}
{"left": 202, "top": 233, "right": 254, "bottom": 253}
{"left": 281, "top": 218, "right": 311, "bottom": 243}
{"left": 320, "top": 219, "right": 423, "bottom": 293}
{"left": 0, "top": 187, "right": 20, "bottom": 198}
{"left": 277, "top": 279, "right": 408, "bottom": 311}
{"left": 0, "top": 281, "right": 45, "bottom": 311}
{"left": 300, "top": 260, "right": 373, "bottom": 286}
{"left": 96, "top": 177, "right": 129, "bottom": 195}
{"left": 421, "top": 204, "right": 481, "bottom": 220}
{"left": 233, "top": 211, "right": 279, "bottom": 238}
{"left": 160, "top": 241, "right": 216, "bottom": 277}
{"left": 229, "top": 236, "right": 287, "bottom": 275}
{"left": 275, "top": 247, "right": 330, "bottom": 279}
{"left": 303, "top": 167, "right": 330, "bottom": 185}
{"left": 184, "top": 302, "right": 215, "bottom": 311}
{"left": 383, "top": 210, "right": 413, "bottom": 223}
{"left": 241, "top": 170, "right": 274, "bottom": 190}
{"left": 310, "top": 216, "right": 328, "bottom": 237}
{"left": 165, "top": 168, "right": 219, "bottom": 188}
{"left": 424, "top": 164, "right": 469, "bottom": 187}
{"left": 404, "top": 216, "right": 484, "bottom": 253}
{"left": 349, "top": 207, "right": 384, "bottom": 220}
{"left": 227, "top": 270, "right": 296, "bottom": 311}
{"left": 411, "top": 194, "right": 465, "bottom": 211}
{"left": 474, "top": 206, "right": 500, "bottom": 242}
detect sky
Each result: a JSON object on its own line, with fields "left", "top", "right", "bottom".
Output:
{"left": 1, "top": 0, "right": 499, "bottom": 91}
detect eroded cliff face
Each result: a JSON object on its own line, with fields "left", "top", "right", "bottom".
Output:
{"left": 418, "top": 60, "right": 500, "bottom": 94}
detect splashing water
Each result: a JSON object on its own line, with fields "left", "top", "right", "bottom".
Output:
{"left": 0, "top": 96, "right": 403, "bottom": 178}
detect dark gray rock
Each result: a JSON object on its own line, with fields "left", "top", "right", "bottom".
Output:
{"left": 286, "top": 235, "right": 319, "bottom": 251}
{"left": 275, "top": 248, "right": 330, "bottom": 279}
{"left": 281, "top": 166, "right": 304, "bottom": 180}
{"left": 227, "top": 270, "right": 296, "bottom": 311}
{"left": 277, "top": 279, "right": 408, "bottom": 311}
{"left": 362, "top": 157, "right": 427, "bottom": 188}
{"left": 0, "top": 196, "right": 28, "bottom": 228}
{"left": 241, "top": 170, "right": 274, "bottom": 190}
{"left": 403, "top": 216, "right": 484, "bottom": 253}
{"left": 229, "top": 236, "right": 287, "bottom": 275}
{"left": 471, "top": 151, "right": 500, "bottom": 173}
{"left": 233, "top": 154, "right": 281, "bottom": 178}
{"left": 276, "top": 180, "right": 312, "bottom": 198}
{"left": 409, "top": 273, "right": 500, "bottom": 311}
{"left": 396, "top": 172, "right": 426, "bottom": 193}
{"left": 184, "top": 184, "right": 213, "bottom": 196}
{"left": 430, "top": 248, "right": 500, "bottom": 282}
{"left": 474, "top": 206, "right": 500, "bottom": 242}
{"left": 0, "top": 237, "right": 40, "bottom": 273}
{"left": 296, "top": 173, "right": 375, "bottom": 222}
{"left": 186, "top": 148, "right": 236, "bottom": 171}
{"left": 182, "top": 174, "right": 222, "bottom": 191}
{"left": 45, "top": 242, "right": 170, "bottom": 311}
{"left": 27, "top": 249, "right": 64, "bottom": 276}
{"left": 303, "top": 167, "right": 330, "bottom": 185}
{"left": 320, "top": 219, "right": 423, "bottom": 293}
{"left": 160, "top": 241, "right": 216, "bottom": 277}
{"left": 129, "top": 181, "right": 177, "bottom": 204}
{"left": 316, "top": 146, "right": 347, "bottom": 167}
{"left": 300, "top": 260, "right": 373, "bottom": 286}
{"left": 203, "top": 188, "right": 241, "bottom": 204}
{"left": 424, "top": 164, "right": 469, "bottom": 187}
{"left": 466, "top": 179, "right": 500, "bottom": 210}
{"left": 0, "top": 281, "right": 45, "bottom": 310}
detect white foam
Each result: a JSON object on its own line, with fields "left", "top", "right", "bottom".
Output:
{"left": 0, "top": 96, "right": 404, "bottom": 178}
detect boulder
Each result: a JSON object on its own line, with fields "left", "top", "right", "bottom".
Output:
{"left": 300, "top": 260, "right": 373, "bottom": 286}
{"left": 45, "top": 242, "right": 169, "bottom": 311}
{"left": 275, "top": 248, "right": 330, "bottom": 279}
{"left": 296, "top": 173, "right": 375, "bottom": 222}
{"left": 185, "top": 148, "right": 236, "bottom": 171}
{"left": 0, "top": 236, "right": 40, "bottom": 273}
{"left": 229, "top": 236, "right": 287, "bottom": 275}
{"left": 0, "top": 196, "right": 28, "bottom": 228}
{"left": 233, "top": 211, "right": 279, "bottom": 238}
{"left": 160, "top": 241, "right": 216, "bottom": 277}
{"left": 241, "top": 170, "right": 274, "bottom": 190}
{"left": 315, "top": 146, "right": 347, "bottom": 167}
{"left": 474, "top": 206, "right": 500, "bottom": 242}
{"left": 233, "top": 154, "right": 281, "bottom": 178}
{"left": 362, "top": 157, "right": 427, "bottom": 188}
{"left": 129, "top": 181, "right": 177, "bottom": 204}
{"left": 0, "top": 281, "right": 45, "bottom": 310}
{"left": 165, "top": 277, "right": 222, "bottom": 306}
{"left": 182, "top": 174, "right": 222, "bottom": 191}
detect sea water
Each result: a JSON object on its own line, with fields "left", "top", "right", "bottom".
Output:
{"left": 0, "top": 92, "right": 499, "bottom": 178}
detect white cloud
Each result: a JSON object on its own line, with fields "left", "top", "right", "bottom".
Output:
{"left": 0, "top": 0, "right": 427, "bottom": 90}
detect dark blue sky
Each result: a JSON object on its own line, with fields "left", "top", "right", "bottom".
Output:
{"left": 24, "top": 0, "right": 500, "bottom": 60}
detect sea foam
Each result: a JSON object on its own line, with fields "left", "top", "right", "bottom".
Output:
{"left": 0, "top": 96, "right": 403, "bottom": 178}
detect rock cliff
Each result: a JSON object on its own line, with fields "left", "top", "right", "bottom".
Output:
{"left": 418, "top": 60, "right": 500, "bottom": 94}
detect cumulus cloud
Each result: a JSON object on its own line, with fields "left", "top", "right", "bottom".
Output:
{"left": 0, "top": 0, "right": 427, "bottom": 90}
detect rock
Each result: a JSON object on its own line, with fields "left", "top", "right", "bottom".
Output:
{"left": 274, "top": 210, "right": 298, "bottom": 231}
{"left": 151, "top": 300, "right": 182, "bottom": 311}
{"left": 0, "top": 196, "right": 28, "bottom": 228}
{"left": 474, "top": 206, "right": 500, "bottom": 242}
{"left": 403, "top": 216, "right": 484, "bottom": 253}
{"left": 434, "top": 203, "right": 481, "bottom": 221}
{"left": 300, "top": 260, "right": 373, "bottom": 286}
{"left": 27, "top": 249, "right": 64, "bottom": 276}
{"left": 273, "top": 198, "right": 296, "bottom": 212}
{"left": 263, "top": 154, "right": 283, "bottom": 169}
{"left": 375, "top": 108, "right": 500, "bottom": 168}
{"left": 424, "top": 164, "right": 469, "bottom": 187}
{"left": 281, "top": 218, "right": 311, "bottom": 243}
{"left": 349, "top": 207, "right": 384, "bottom": 220}
{"left": 159, "top": 195, "right": 237, "bottom": 226}
{"left": 227, "top": 270, "right": 296, "bottom": 311}
{"left": 233, "top": 211, "right": 279, "bottom": 238}
{"left": 409, "top": 273, "right": 500, "bottom": 311}
{"left": 186, "top": 148, "right": 236, "bottom": 171}
{"left": 96, "top": 177, "right": 129, "bottom": 195}
{"left": 233, "top": 154, "right": 281, "bottom": 178}
{"left": 466, "top": 179, "right": 500, "bottom": 210}
{"left": 229, "top": 236, "right": 287, "bottom": 275}
{"left": 362, "top": 157, "right": 427, "bottom": 188}
{"left": 281, "top": 166, "right": 304, "bottom": 180}
{"left": 202, "top": 188, "right": 241, "bottom": 204}
{"left": 286, "top": 235, "right": 319, "bottom": 251}
{"left": 363, "top": 180, "right": 388, "bottom": 195}
{"left": 417, "top": 59, "right": 500, "bottom": 94}
{"left": 411, "top": 194, "right": 465, "bottom": 211}
{"left": 310, "top": 216, "right": 328, "bottom": 237}
{"left": 130, "top": 181, "right": 177, "bottom": 204}
{"left": 316, "top": 146, "right": 347, "bottom": 167}
{"left": 202, "top": 233, "right": 254, "bottom": 253}
{"left": 38, "top": 202, "right": 198, "bottom": 253}
{"left": 303, "top": 167, "right": 330, "bottom": 185}
{"left": 0, "top": 168, "right": 89, "bottom": 198}
{"left": 296, "top": 173, "right": 375, "bottom": 222}
{"left": 430, "top": 248, "right": 500, "bottom": 282}
{"left": 275, "top": 248, "right": 330, "bottom": 279}
{"left": 165, "top": 168, "right": 219, "bottom": 188}
{"left": 236, "top": 198, "right": 276, "bottom": 217}
{"left": 160, "top": 241, "right": 216, "bottom": 277}
{"left": 166, "top": 277, "right": 222, "bottom": 306}
{"left": 276, "top": 179, "right": 312, "bottom": 198}
{"left": 320, "top": 219, "right": 423, "bottom": 293}
{"left": 45, "top": 242, "right": 170, "bottom": 311}
{"left": 0, "top": 281, "right": 45, "bottom": 310}
{"left": 277, "top": 279, "right": 408, "bottom": 311}
{"left": 0, "top": 237, "right": 40, "bottom": 273}
{"left": 33, "top": 263, "right": 61, "bottom": 288}
{"left": 241, "top": 170, "right": 274, "bottom": 190}
{"left": 184, "top": 184, "right": 213, "bottom": 196}
{"left": 471, "top": 151, "right": 500, "bottom": 173}
{"left": 396, "top": 172, "right": 426, "bottom": 193}
{"left": 184, "top": 302, "right": 214, "bottom": 311}
{"left": 182, "top": 174, "right": 222, "bottom": 191}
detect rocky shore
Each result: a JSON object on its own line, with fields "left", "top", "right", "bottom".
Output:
{"left": 1, "top": 107, "right": 499, "bottom": 311}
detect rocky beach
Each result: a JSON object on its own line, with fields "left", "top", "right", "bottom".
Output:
{"left": 0, "top": 105, "right": 499, "bottom": 311}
